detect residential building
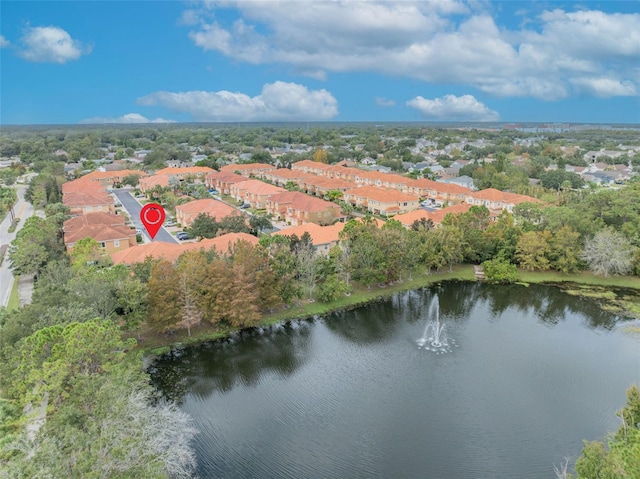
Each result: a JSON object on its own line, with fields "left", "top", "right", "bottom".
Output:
{"left": 111, "top": 233, "right": 259, "bottom": 265}
{"left": 393, "top": 203, "right": 473, "bottom": 228}
{"left": 154, "top": 166, "right": 215, "bottom": 179}
{"left": 466, "top": 188, "right": 541, "bottom": 214}
{"left": 220, "top": 163, "right": 276, "bottom": 177}
{"left": 343, "top": 186, "right": 419, "bottom": 216}
{"left": 206, "top": 171, "right": 246, "bottom": 194}
{"left": 63, "top": 190, "right": 115, "bottom": 216}
{"left": 274, "top": 222, "right": 345, "bottom": 255}
{"left": 265, "top": 191, "right": 342, "bottom": 226}
{"left": 63, "top": 212, "right": 137, "bottom": 253}
{"left": 228, "top": 179, "right": 286, "bottom": 208}
{"left": 175, "top": 199, "right": 238, "bottom": 227}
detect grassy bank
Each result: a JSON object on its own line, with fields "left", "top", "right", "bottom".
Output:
{"left": 7, "top": 276, "right": 20, "bottom": 311}
{"left": 518, "top": 270, "right": 640, "bottom": 289}
{"left": 141, "top": 266, "right": 640, "bottom": 356}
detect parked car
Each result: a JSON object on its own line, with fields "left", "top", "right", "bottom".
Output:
{"left": 240, "top": 203, "right": 251, "bottom": 209}
{"left": 176, "top": 232, "right": 191, "bottom": 241}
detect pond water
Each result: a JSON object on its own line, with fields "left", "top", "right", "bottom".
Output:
{"left": 149, "top": 282, "right": 640, "bottom": 478}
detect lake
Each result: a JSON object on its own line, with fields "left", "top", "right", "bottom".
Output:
{"left": 149, "top": 282, "right": 640, "bottom": 478}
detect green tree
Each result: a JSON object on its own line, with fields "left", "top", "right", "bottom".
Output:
{"left": 481, "top": 258, "right": 519, "bottom": 283}
{"left": 147, "top": 260, "right": 181, "bottom": 332}
{"left": 515, "top": 230, "right": 552, "bottom": 271}
{"left": 188, "top": 212, "right": 219, "bottom": 239}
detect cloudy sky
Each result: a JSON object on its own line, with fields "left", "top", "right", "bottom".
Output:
{"left": 1, "top": 1, "right": 639, "bottom": 124}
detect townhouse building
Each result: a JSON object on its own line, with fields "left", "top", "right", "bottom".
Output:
{"left": 265, "top": 191, "right": 342, "bottom": 226}
{"left": 175, "top": 199, "right": 238, "bottom": 227}
{"left": 343, "top": 186, "right": 419, "bottom": 217}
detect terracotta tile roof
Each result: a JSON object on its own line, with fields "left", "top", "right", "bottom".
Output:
{"left": 139, "top": 175, "right": 171, "bottom": 189}
{"left": 393, "top": 203, "right": 472, "bottom": 227}
{"left": 220, "top": 163, "right": 275, "bottom": 173}
{"left": 62, "top": 178, "right": 107, "bottom": 194}
{"left": 267, "top": 169, "right": 314, "bottom": 180}
{"left": 155, "top": 166, "right": 215, "bottom": 176}
{"left": 274, "top": 222, "right": 345, "bottom": 246}
{"left": 356, "top": 170, "right": 410, "bottom": 185}
{"left": 407, "top": 178, "right": 472, "bottom": 195}
{"left": 110, "top": 232, "right": 258, "bottom": 264}
{"left": 63, "top": 190, "right": 113, "bottom": 208}
{"left": 345, "top": 185, "right": 418, "bottom": 203}
{"left": 64, "top": 212, "right": 125, "bottom": 232}
{"left": 302, "top": 176, "right": 354, "bottom": 190}
{"left": 207, "top": 171, "right": 246, "bottom": 183}
{"left": 64, "top": 224, "right": 136, "bottom": 244}
{"left": 470, "top": 188, "right": 541, "bottom": 205}
{"left": 234, "top": 179, "right": 286, "bottom": 196}
{"left": 268, "top": 191, "right": 340, "bottom": 212}
{"left": 292, "top": 160, "right": 333, "bottom": 172}
{"left": 79, "top": 169, "right": 146, "bottom": 182}
{"left": 175, "top": 199, "right": 237, "bottom": 218}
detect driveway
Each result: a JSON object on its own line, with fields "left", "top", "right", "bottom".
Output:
{"left": 111, "top": 189, "right": 178, "bottom": 244}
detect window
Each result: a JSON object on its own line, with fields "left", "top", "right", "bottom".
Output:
{"left": 86, "top": 206, "right": 93, "bottom": 212}
{"left": 114, "top": 240, "right": 120, "bottom": 247}
{"left": 100, "top": 242, "right": 106, "bottom": 248}
{"left": 98, "top": 205, "right": 103, "bottom": 211}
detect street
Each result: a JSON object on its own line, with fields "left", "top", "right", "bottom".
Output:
{"left": 0, "top": 186, "right": 34, "bottom": 308}
{"left": 111, "top": 189, "right": 178, "bottom": 244}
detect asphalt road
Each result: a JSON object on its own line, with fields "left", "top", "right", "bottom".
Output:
{"left": 111, "top": 189, "right": 178, "bottom": 244}
{"left": 0, "top": 185, "right": 34, "bottom": 307}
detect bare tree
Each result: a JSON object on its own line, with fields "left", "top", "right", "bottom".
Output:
{"left": 582, "top": 228, "right": 635, "bottom": 277}
{"left": 553, "top": 457, "right": 571, "bottom": 479}
{"left": 295, "top": 237, "right": 319, "bottom": 301}
{"left": 177, "top": 274, "right": 202, "bottom": 337}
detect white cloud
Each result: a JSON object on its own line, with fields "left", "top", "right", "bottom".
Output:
{"left": 406, "top": 94, "right": 500, "bottom": 121}
{"left": 570, "top": 77, "right": 637, "bottom": 98}
{"left": 19, "top": 26, "right": 90, "bottom": 63}
{"left": 137, "top": 81, "right": 338, "bottom": 121}
{"left": 186, "top": 2, "right": 640, "bottom": 100}
{"left": 0, "top": 35, "right": 10, "bottom": 48}
{"left": 375, "top": 97, "right": 396, "bottom": 107}
{"left": 80, "top": 113, "right": 175, "bottom": 124}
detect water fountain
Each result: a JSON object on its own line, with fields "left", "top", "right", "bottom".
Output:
{"left": 417, "top": 295, "right": 454, "bottom": 353}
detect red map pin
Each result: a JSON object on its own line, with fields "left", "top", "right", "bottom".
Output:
{"left": 140, "top": 203, "right": 165, "bottom": 239}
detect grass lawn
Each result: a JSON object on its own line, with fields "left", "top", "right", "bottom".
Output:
{"left": 517, "top": 270, "right": 640, "bottom": 289}
{"left": 7, "top": 276, "right": 20, "bottom": 311}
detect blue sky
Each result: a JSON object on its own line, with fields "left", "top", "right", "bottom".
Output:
{"left": 1, "top": 1, "right": 639, "bottom": 125}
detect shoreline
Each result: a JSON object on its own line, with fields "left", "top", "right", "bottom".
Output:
{"left": 140, "top": 266, "right": 640, "bottom": 357}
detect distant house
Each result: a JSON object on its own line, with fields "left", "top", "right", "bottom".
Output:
{"left": 175, "top": 199, "right": 239, "bottom": 227}
{"left": 265, "top": 191, "right": 342, "bottom": 226}
{"left": 439, "top": 175, "right": 475, "bottom": 190}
